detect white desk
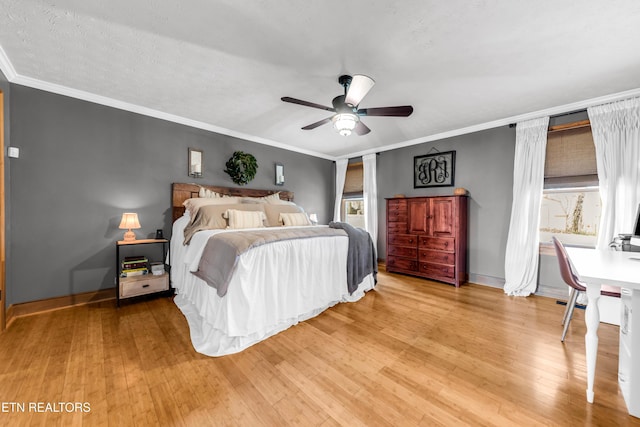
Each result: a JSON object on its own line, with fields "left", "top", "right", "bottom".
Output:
{"left": 566, "top": 247, "right": 640, "bottom": 417}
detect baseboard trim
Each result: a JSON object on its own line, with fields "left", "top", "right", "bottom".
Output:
{"left": 6, "top": 288, "right": 115, "bottom": 328}
{"left": 468, "top": 273, "right": 505, "bottom": 289}
{"left": 468, "top": 273, "right": 571, "bottom": 300}
{"left": 536, "top": 284, "right": 568, "bottom": 300}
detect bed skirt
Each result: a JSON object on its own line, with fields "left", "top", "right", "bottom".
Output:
{"left": 172, "top": 234, "right": 376, "bottom": 357}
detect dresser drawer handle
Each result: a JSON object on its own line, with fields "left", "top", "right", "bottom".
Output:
{"left": 142, "top": 284, "right": 150, "bottom": 288}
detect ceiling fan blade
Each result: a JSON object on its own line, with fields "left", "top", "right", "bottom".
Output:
{"left": 345, "top": 75, "right": 375, "bottom": 107}
{"left": 358, "top": 105, "right": 414, "bottom": 117}
{"left": 354, "top": 121, "right": 371, "bottom": 136}
{"left": 281, "top": 97, "right": 335, "bottom": 112}
{"left": 301, "top": 117, "right": 332, "bottom": 130}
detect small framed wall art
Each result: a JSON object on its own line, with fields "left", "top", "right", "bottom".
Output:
{"left": 414, "top": 150, "right": 455, "bottom": 188}
{"left": 275, "top": 163, "right": 285, "bottom": 186}
{"left": 189, "top": 148, "right": 203, "bottom": 178}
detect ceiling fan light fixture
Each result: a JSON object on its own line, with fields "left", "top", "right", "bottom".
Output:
{"left": 281, "top": 73, "right": 412, "bottom": 137}
{"left": 344, "top": 74, "right": 375, "bottom": 107}
{"left": 332, "top": 113, "right": 359, "bottom": 136}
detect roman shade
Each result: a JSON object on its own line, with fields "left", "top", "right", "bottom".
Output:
{"left": 544, "top": 124, "right": 598, "bottom": 188}
{"left": 343, "top": 162, "right": 363, "bottom": 197}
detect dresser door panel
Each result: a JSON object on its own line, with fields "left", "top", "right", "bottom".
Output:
{"left": 408, "top": 200, "right": 429, "bottom": 234}
{"left": 431, "top": 198, "right": 454, "bottom": 236}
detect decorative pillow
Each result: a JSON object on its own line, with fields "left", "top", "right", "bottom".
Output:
{"left": 183, "top": 197, "right": 241, "bottom": 218}
{"left": 239, "top": 197, "right": 266, "bottom": 204}
{"left": 269, "top": 198, "right": 297, "bottom": 206}
{"left": 224, "top": 209, "right": 267, "bottom": 229}
{"left": 237, "top": 192, "right": 282, "bottom": 204}
{"left": 263, "top": 204, "right": 304, "bottom": 227}
{"left": 198, "top": 187, "right": 226, "bottom": 198}
{"left": 279, "top": 212, "right": 312, "bottom": 227}
{"left": 182, "top": 204, "right": 264, "bottom": 244}
{"left": 263, "top": 192, "right": 281, "bottom": 203}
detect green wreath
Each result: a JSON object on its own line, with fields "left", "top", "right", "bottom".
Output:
{"left": 224, "top": 151, "right": 258, "bottom": 186}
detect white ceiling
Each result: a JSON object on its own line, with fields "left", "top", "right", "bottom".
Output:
{"left": 2, "top": 1, "right": 640, "bottom": 160}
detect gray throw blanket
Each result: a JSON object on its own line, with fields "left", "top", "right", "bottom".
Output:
{"left": 194, "top": 227, "right": 347, "bottom": 297}
{"left": 329, "top": 221, "right": 378, "bottom": 294}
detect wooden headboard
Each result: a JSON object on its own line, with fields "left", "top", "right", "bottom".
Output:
{"left": 172, "top": 183, "right": 294, "bottom": 222}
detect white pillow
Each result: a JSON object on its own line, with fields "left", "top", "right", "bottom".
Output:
{"left": 198, "top": 187, "right": 226, "bottom": 198}
{"left": 224, "top": 209, "right": 266, "bottom": 229}
{"left": 279, "top": 212, "right": 311, "bottom": 226}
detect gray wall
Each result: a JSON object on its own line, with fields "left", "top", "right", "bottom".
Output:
{"left": 6, "top": 81, "right": 585, "bottom": 305}
{"left": 377, "top": 126, "right": 516, "bottom": 286}
{"left": 8, "top": 85, "right": 334, "bottom": 305}
{"left": 376, "top": 112, "right": 590, "bottom": 297}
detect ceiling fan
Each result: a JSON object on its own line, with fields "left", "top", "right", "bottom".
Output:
{"left": 281, "top": 74, "right": 413, "bottom": 136}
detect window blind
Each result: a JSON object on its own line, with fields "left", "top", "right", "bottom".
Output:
{"left": 343, "top": 162, "right": 363, "bottom": 196}
{"left": 544, "top": 124, "right": 598, "bottom": 188}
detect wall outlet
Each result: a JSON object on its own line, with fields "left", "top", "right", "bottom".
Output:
{"left": 7, "top": 147, "right": 19, "bottom": 158}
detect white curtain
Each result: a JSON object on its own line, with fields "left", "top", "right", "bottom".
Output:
{"left": 504, "top": 117, "right": 550, "bottom": 297}
{"left": 363, "top": 153, "right": 378, "bottom": 253}
{"left": 588, "top": 97, "right": 640, "bottom": 249}
{"left": 333, "top": 159, "right": 348, "bottom": 221}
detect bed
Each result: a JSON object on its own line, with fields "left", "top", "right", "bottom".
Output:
{"left": 169, "top": 183, "right": 377, "bottom": 356}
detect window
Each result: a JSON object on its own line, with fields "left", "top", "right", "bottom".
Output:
{"left": 343, "top": 199, "right": 365, "bottom": 228}
{"left": 540, "top": 187, "right": 601, "bottom": 246}
{"left": 540, "top": 120, "right": 601, "bottom": 247}
{"left": 342, "top": 162, "right": 365, "bottom": 228}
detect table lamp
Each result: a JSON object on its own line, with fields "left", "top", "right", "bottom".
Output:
{"left": 119, "top": 212, "right": 141, "bottom": 241}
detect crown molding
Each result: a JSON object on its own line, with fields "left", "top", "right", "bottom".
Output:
{"left": 341, "top": 86, "right": 640, "bottom": 159}
{"left": 3, "top": 43, "right": 640, "bottom": 162}
{"left": 0, "top": 45, "right": 17, "bottom": 80}
{"left": 0, "top": 48, "right": 337, "bottom": 161}
{"left": 12, "top": 74, "right": 337, "bottom": 161}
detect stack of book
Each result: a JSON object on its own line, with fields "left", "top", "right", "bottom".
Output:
{"left": 121, "top": 256, "right": 149, "bottom": 277}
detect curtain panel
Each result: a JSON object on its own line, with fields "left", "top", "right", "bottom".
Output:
{"left": 588, "top": 97, "right": 640, "bottom": 249}
{"left": 363, "top": 153, "right": 378, "bottom": 254}
{"left": 504, "top": 117, "right": 550, "bottom": 297}
{"left": 333, "top": 159, "right": 348, "bottom": 222}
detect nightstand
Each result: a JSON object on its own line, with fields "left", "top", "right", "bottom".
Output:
{"left": 116, "top": 238, "right": 170, "bottom": 307}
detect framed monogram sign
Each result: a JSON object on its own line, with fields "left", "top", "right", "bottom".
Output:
{"left": 414, "top": 151, "right": 455, "bottom": 188}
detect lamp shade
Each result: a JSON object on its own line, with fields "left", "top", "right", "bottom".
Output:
{"left": 119, "top": 213, "right": 141, "bottom": 230}
{"left": 119, "top": 212, "right": 141, "bottom": 241}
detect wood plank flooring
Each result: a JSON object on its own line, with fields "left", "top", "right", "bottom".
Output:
{"left": 1, "top": 268, "right": 639, "bottom": 426}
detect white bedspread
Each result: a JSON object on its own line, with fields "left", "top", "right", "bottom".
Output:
{"left": 170, "top": 215, "right": 375, "bottom": 356}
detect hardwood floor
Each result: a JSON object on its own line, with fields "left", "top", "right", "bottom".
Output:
{"left": 1, "top": 268, "right": 639, "bottom": 426}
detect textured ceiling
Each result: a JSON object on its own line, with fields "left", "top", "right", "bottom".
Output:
{"left": 2, "top": 0, "right": 640, "bottom": 159}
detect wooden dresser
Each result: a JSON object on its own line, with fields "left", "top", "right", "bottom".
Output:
{"left": 386, "top": 196, "right": 468, "bottom": 287}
